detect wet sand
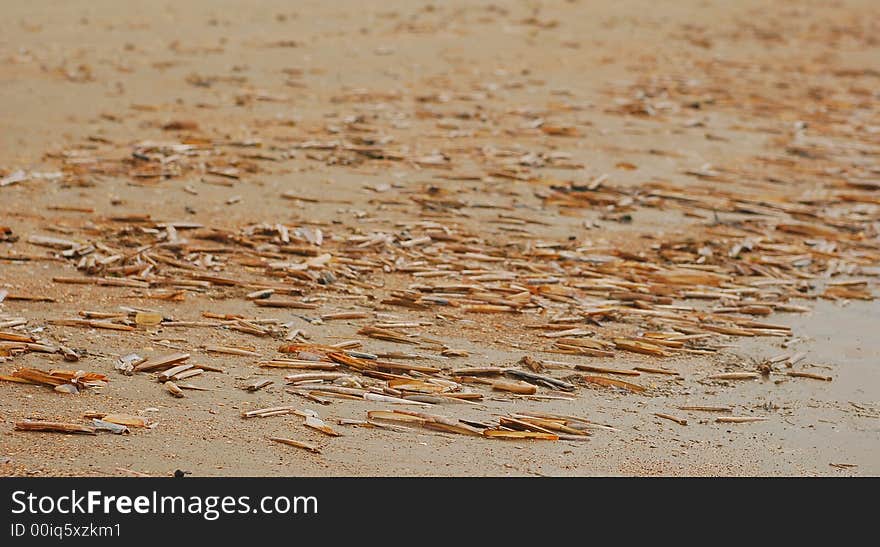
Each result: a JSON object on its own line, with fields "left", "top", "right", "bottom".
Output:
{"left": 1, "top": 0, "right": 878, "bottom": 476}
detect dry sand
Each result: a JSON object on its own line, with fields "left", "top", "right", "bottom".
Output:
{"left": 0, "top": 0, "right": 878, "bottom": 476}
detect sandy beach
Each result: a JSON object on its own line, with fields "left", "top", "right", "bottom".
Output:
{"left": 1, "top": 0, "right": 878, "bottom": 476}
